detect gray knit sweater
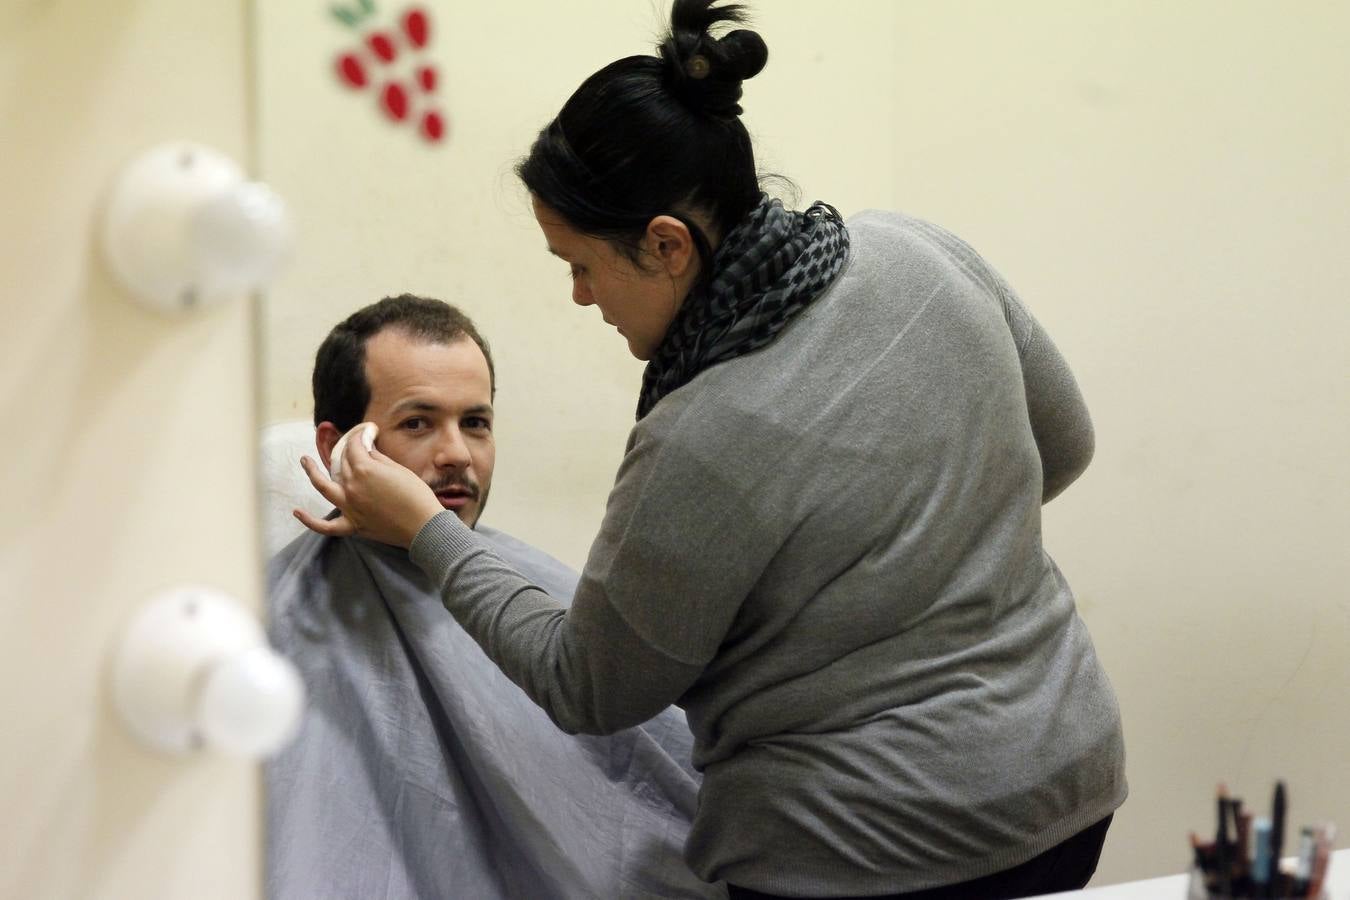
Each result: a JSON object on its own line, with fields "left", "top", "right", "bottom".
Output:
{"left": 410, "top": 210, "right": 1127, "bottom": 896}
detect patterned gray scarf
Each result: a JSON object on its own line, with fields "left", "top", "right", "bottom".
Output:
{"left": 637, "top": 195, "right": 850, "bottom": 420}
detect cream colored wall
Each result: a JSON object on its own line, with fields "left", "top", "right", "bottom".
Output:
{"left": 884, "top": 1, "right": 1350, "bottom": 885}
{"left": 255, "top": 0, "right": 1349, "bottom": 889}
{"left": 1, "top": 2, "right": 261, "bottom": 899}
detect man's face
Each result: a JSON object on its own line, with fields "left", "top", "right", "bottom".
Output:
{"left": 353, "top": 329, "right": 495, "bottom": 527}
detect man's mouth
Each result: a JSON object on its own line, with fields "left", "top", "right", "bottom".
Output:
{"left": 432, "top": 483, "right": 477, "bottom": 510}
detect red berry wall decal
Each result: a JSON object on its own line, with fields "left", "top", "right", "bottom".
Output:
{"left": 416, "top": 64, "right": 436, "bottom": 93}
{"left": 337, "top": 53, "right": 367, "bottom": 88}
{"left": 421, "top": 110, "right": 445, "bottom": 142}
{"left": 330, "top": 2, "right": 446, "bottom": 145}
{"left": 382, "top": 82, "right": 410, "bottom": 121}
{"left": 402, "top": 8, "right": 430, "bottom": 48}
{"left": 366, "top": 32, "right": 397, "bottom": 63}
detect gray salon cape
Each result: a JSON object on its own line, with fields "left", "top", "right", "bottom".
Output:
{"left": 265, "top": 525, "right": 721, "bottom": 900}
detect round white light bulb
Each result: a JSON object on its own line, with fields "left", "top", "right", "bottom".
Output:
{"left": 112, "top": 586, "right": 306, "bottom": 758}
{"left": 192, "top": 180, "right": 293, "bottom": 295}
{"left": 197, "top": 646, "right": 305, "bottom": 758}
{"left": 100, "top": 142, "right": 292, "bottom": 315}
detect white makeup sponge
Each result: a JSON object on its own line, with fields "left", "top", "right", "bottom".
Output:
{"left": 328, "top": 422, "right": 378, "bottom": 483}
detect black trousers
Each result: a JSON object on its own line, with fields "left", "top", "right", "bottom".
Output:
{"left": 727, "top": 814, "right": 1113, "bottom": 900}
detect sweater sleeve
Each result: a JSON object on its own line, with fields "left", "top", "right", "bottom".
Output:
{"left": 410, "top": 511, "right": 704, "bottom": 735}
{"left": 405, "top": 404, "right": 777, "bottom": 734}
{"left": 998, "top": 284, "right": 1095, "bottom": 503}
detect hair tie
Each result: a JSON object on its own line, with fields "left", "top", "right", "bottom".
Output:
{"left": 686, "top": 54, "right": 711, "bottom": 80}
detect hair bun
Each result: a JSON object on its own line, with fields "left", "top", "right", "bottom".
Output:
{"left": 659, "top": 0, "right": 768, "bottom": 117}
{"left": 716, "top": 29, "right": 767, "bottom": 81}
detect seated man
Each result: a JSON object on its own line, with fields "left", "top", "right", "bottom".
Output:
{"left": 266, "top": 294, "right": 720, "bottom": 900}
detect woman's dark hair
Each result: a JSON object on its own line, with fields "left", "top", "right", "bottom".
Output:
{"left": 516, "top": 0, "right": 769, "bottom": 273}
{"left": 312, "top": 293, "right": 495, "bottom": 431}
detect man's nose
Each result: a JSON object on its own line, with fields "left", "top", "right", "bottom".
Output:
{"left": 433, "top": 427, "right": 472, "bottom": 469}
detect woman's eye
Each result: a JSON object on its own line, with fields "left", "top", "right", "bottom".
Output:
{"left": 568, "top": 264, "right": 585, "bottom": 280}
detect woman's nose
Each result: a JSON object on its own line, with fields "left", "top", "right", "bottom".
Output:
{"left": 571, "top": 278, "right": 593, "bottom": 306}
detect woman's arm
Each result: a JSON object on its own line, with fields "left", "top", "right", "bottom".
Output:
{"left": 410, "top": 511, "right": 706, "bottom": 736}
{"left": 299, "top": 408, "right": 774, "bottom": 736}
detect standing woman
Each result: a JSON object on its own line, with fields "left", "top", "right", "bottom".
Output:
{"left": 300, "top": 1, "right": 1127, "bottom": 897}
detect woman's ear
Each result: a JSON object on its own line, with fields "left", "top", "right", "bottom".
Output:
{"left": 644, "top": 215, "right": 696, "bottom": 278}
{"left": 315, "top": 422, "right": 342, "bottom": 472}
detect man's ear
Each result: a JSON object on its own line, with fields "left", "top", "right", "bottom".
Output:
{"left": 644, "top": 215, "right": 696, "bottom": 278}
{"left": 315, "top": 422, "right": 342, "bottom": 472}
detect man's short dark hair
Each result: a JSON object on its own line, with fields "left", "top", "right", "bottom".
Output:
{"left": 312, "top": 294, "right": 495, "bottom": 431}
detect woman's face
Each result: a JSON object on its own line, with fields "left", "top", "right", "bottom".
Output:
{"left": 532, "top": 197, "right": 699, "bottom": 361}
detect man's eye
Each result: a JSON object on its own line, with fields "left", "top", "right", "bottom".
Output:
{"left": 464, "top": 417, "right": 492, "bottom": 432}
{"left": 568, "top": 264, "right": 585, "bottom": 280}
{"left": 401, "top": 417, "right": 428, "bottom": 431}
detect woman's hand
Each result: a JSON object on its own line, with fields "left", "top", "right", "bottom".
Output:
{"left": 294, "top": 427, "right": 445, "bottom": 548}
